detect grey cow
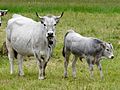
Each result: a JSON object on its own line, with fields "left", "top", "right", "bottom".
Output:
{"left": 6, "top": 12, "right": 63, "bottom": 80}
{"left": 62, "top": 30, "right": 114, "bottom": 79}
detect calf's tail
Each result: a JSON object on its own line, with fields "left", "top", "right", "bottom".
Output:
{"left": 62, "top": 30, "right": 74, "bottom": 57}
{"left": 62, "top": 46, "right": 65, "bottom": 57}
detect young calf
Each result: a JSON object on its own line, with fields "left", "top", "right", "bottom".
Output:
{"left": 62, "top": 30, "right": 114, "bottom": 79}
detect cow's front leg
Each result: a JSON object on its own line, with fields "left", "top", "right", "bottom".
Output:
{"left": 38, "top": 59, "right": 47, "bottom": 80}
{"left": 38, "top": 60, "right": 44, "bottom": 80}
{"left": 96, "top": 62, "right": 103, "bottom": 79}
{"left": 34, "top": 51, "right": 45, "bottom": 80}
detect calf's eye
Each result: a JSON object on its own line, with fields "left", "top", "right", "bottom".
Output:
{"left": 106, "top": 49, "right": 109, "bottom": 51}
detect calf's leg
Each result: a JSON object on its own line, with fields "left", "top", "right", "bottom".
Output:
{"left": 72, "top": 55, "right": 78, "bottom": 78}
{"left": 64, "top": 52, "right": 70, "bottom": 78}
{"left": 87, "top": 58, "right": 94, "bottom": 78}
{"left": 96, "top": 62, "right": 103, "bottom": 79}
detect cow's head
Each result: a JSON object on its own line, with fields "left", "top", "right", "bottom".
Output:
{"left": 0, "top": 10, "right": 8, "bottom": 26}
{"left": 101, "top": 42, "right": 114, "bottom": 59}
{"left": 36, "top": 12, "right": 64, "bottom": 44}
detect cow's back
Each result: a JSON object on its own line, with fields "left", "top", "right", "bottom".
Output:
{"left": 6, "top": 19, "right": 45, "bottom": 56}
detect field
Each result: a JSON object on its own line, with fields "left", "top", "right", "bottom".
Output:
{"left": 0, "top": 0, "right": 120, "bottom": 90}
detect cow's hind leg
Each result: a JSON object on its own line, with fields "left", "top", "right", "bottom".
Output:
{"left": 72, "top": 55, "right": 78, "bottom": 78}
{"left": 64, "top": 51, "right": 70, "bottom": 78}
{"left": 6, "top": 39, "right": 14, "bottom": 74}
{"left": 18, "top": 54, "right": 24, "bottom": 76}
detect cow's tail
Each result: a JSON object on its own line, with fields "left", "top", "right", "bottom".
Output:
{"left": 62, "top": 30, "right": 74, "bottom": 57}
{"left": 6, "top": 39, "right": 18, "bottom": 59}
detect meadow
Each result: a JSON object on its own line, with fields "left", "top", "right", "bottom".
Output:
{"left": 0, "top": 0, "right": 120, "bottom": 90}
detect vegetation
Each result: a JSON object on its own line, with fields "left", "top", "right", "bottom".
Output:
{"left": 0, "top": 0, "right": 120, "bottom": 90}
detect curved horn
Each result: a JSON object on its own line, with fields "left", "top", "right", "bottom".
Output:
{"left": 56, "top": 12, "right": 64, "bottom": 19}
{"left": 36, "top": 12, "right": 43, "bottom": 19}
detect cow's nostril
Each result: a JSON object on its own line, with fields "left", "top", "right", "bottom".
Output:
{"left": 48, "top": 33, "right": 53, "bottom": 36}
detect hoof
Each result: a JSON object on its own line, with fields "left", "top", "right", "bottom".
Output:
{"left": 64, "top": 76, "right": 68, "bottom": 78}
{"left": 18, "top": 73, "right": 25, "bottom": 76}
{"left": 73, "top": 76, "right": 76, "bottom": 79}
{"left": 39, "top": 76, "right": 45, "bottom": 80}
{"left": 72, "top": 74, "right": 76, "bottom": 78}
{"left": 10, "top": 71, "right": 13, "bottom": 75}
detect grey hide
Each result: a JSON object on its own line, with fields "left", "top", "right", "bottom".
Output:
{"left": 62, "top": 30, "right": 114, "bottom": 79}
{"left": 6, "top": 12, "right": 63, "bottom": 80}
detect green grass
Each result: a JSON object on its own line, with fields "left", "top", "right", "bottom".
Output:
{"left": 1, "top": 0, "right": 120, "bottom": 13}
{"left": 0, "top": 0, "right": 120, "bottom": 90}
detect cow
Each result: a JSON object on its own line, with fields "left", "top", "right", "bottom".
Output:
{"left": 62, "top": 30, "right": 114, "bottom": 79}
{"left": 0, "top": 10, "right": 8, "bottom": 26}
{"left": 6, "top": 12, "right": 64, "bottom": 80}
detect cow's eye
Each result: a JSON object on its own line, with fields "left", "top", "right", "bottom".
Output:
{"left": 44, "top": 24, "right": 46, "bottom": 26}
{"left": 54, "top": 24, "right": 56, "bottom": 26}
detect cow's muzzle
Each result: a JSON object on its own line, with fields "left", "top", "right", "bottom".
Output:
{"left": 47, "top": 36, "right": 54, "bottom": 45}
{"left": 48, "top": 32, "right": 53, "bottom": 37}
{"left": 47, "top": 31, "right": 55, "bottom": 37}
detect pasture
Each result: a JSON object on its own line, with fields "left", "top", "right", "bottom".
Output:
{"left": 0, "top": 0, "right": 120, "bottom": 90}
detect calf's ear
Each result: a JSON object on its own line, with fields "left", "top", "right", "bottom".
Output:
{"left": 100, "top": 43, "right": 105, "bottom": 49}
{"left": 109, "top": 43, "right": 113, "bottom": 49}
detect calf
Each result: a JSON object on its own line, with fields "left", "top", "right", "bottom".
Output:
{"left": 62, "top": 30, "right": 114, "bottom": 79}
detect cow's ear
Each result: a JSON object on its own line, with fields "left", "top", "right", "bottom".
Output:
{"left": 100, "top": 43, "right": 105, "bottom": 49}
{"left": 55, "top": 12, "right": 64, "bottom": 23}
{"left": 40, "top": 18, "right": 45, "bottom": 24}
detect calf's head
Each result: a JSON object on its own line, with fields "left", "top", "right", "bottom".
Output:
{"left": 36, "top": 12, "right": 64, "bottom": 44}
{"left": 102, "top": 42, "right": 114, "bottom": 59}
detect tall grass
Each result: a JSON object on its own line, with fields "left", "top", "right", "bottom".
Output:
{"left": 0, "top": 0, "right": 120, "bottom": 13}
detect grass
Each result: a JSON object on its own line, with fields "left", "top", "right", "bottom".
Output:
{"left": 0, "top": 0, "right": 120, "bottom": 90}
{"left": 1, "top": 0, "right": 120, "bottom": 13}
